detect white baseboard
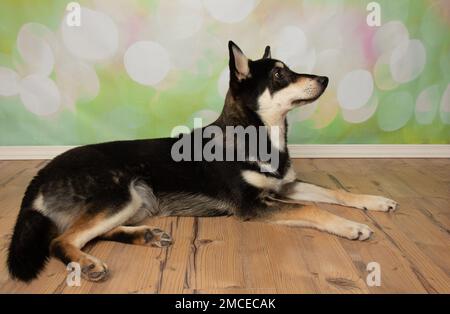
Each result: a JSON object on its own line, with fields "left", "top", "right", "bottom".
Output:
{"left": 288, "top": 144, "right": 450, "bottom": 158}
{"left": 0, "top": 144, "right": 449, "bottom": 160}
{"left": 0, "top": 146, "right": 75, "bottom": 160}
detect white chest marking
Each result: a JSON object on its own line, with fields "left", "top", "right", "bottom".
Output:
{"left": 257, "top": 89, "right": 287, "bottom": 152}
{"left": 241, "top": 165, "right": 296, "bottom": 192}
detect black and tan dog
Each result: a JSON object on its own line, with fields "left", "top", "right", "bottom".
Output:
{"left": 7, "top": 41, "right": 397, "bottom": 282}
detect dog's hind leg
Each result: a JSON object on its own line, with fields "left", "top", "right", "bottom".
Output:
{"left": 50, "top": 213, "right": 111, "bottom": 282}
{"left": 101, "top": 225, "right": 172, "bottom": 247}
{"left": 50, "top": 186, "right": 144, "bottom": 281}
{"left": 260, "top": 203, "right": 373, "bottom": 241}
{"left": 280, "top": 181, "right": 398, "bottom": 212}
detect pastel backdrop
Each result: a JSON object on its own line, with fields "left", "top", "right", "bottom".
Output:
{"left": 0, "top": 0, "right": 449, "bottom": 145}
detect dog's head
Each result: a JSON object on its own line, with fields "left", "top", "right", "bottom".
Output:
{"left": 227, "top": 41, "right": 328, "bottom": 124}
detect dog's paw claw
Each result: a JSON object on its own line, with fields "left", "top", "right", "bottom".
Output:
{"left": 361, "top": 196, "right": 398, "bottom": 212}
{"left": 342, "top": 223, "right": 373, "bottom": 241}
{"left": 80, "top": 257, "right": 109, "bottom": 282}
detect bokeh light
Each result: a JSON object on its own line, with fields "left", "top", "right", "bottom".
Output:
{"left": 124, "top": 41, "right": 171, "bottom": 86}
{"left": 61, "top": 7, "right": 119, "bottom": 61}
{"left": 0, "top": 0, "right": 448, "bottom": 145}
{"left": 19, "top": 74, "right": 61, "bottom": 116}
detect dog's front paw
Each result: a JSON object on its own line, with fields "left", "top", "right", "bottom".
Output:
{"left": 360, "top": 195, "right": 398, "bottom": 212}
{"left": 338, "top": 222, "right": 373, "bottom": 241}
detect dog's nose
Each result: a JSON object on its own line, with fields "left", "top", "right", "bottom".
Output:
{"left": 317, "top": 76, "right": 329, "bottom": 87}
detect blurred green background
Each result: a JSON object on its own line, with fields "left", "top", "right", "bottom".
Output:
{"left": 0, "top": 0, "right": 449, "bottom": 145}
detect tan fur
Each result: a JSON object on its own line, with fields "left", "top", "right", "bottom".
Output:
{"left": 283, "top": 181, "right": 398, "bottom": 212}
{"left": 259, "top": 203, "right": 373, "bottom": 241}
{"left": 48, "top": 183, "right": 147, "bottom": 281}
{"left": 101, "top": 225, "right": 172, "bottom": 247}
{"left": 50, "top": 213, "right": 110, "bottom": 281}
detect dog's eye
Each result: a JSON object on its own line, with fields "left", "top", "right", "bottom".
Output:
{"left": 274, "top": 70, "right": 283, "bottom": 79}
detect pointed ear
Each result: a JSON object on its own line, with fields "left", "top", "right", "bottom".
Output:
{"left": 228, "top": 41, "right": 250, "bottom": 81}
{"left": 262, "top": 45, "right": 271, "bottom": 59}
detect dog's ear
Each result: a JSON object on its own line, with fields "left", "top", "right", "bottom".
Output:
{"left": 262, "top": 46, "right": 271, "bottom": 59}
{"left": 228, "top": 41, "right": 250, "bottom": 81}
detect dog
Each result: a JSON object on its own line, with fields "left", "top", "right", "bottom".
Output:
{"left": 7, "top": 41, "right": 398, "bottom": 282}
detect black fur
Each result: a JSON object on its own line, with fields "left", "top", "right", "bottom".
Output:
{"left": 7, "top": 209, "right": 57, "bottom": 282}
{"left": 7, "top": 41, "right": 328, "bottom": 281}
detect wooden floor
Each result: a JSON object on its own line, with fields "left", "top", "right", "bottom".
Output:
{"left": 0, "top": 159, "right": 449, "bottom": 294}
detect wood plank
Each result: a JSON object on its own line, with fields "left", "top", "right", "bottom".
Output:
{"left": 157, "top": 217, "right": 196, "bottom": 293}
{"left": 0, "top": 159, "right": 448, "bottom": 293}
{"left": 241, "top": 221, "right": 321, "bottom": 293}
{"left": 391, "top": 166, "right": 449, "bottom": 199}
{"left": 298, "top": 164, "right": 428, "bottom": 293}
{"left": 418, "top": 197, "right": 450, "bottom": 232}
{"left": 293, "top": 228, "right": 370, "bottom": 293}
{"left": 402, "top": 159, "right": 450, "bottom": 183}
{"left": 190, "top": 216, "right": 246, "bottom": 290}
{"left": 325, "top": 159, "right": 450, "bottom": 293}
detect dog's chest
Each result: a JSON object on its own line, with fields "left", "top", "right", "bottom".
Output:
{"left": 241, "top": 164, "right": 296, "bottom": 192}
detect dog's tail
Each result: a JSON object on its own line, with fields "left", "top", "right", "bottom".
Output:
{"left": 7, "top": 207, "right": 57, "bottom": 282}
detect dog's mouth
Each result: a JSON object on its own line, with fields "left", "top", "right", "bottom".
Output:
{"left": 291, "top": 76, "right": 328, "bottom": 106}
{"left": 292, "top": 89, "right": 326, "bottom": 106}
